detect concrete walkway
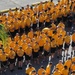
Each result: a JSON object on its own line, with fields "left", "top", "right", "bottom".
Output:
{"left": 0, "top": 0, "right": 57, "bottom": 11}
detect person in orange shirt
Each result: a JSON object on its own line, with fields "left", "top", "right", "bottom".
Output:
{"left": 37, "top": 2, "right": 43, "bottom": 12}
{"left": 20, "top": 17, "right": 26, "bottom": 34}
{"left": 8, "top": 8, "right": 13, "bottom": 16}
{"left": 56, "top": 35, "right": 64, "bottom": 58}
{"left": 39, "top": 12, "right": 45, "bottom": 29}
{"left": 31, "top": 13, "right": 37, "bottom": 31}
{"left": 16, "top": 46, "right": 24, "bottom": 69}
{"left": 14, "top": 33, "right": 20, "bottom": 42}
{"left": 10, "top": 39, "right": 16, "bottom": 48}
{"left": 51, "top": 38, "right": 57, "bottom": 58}
{"left": 71, "top": 62, "right": 75, "bottom": 72}
{"left": 38, "top": 36, "right": 44, "bottom": 57}
{"left": 64, "top": 33, "right": 71, "bottom": 56}
{"left": 0, "top": 51, "right": 8, "bottom": 69}
{"left": 61, "top": 66, "right": 69, "bottom": 75}
{"left": 29, "top": 70, "right": 36, "bottom": 75}
{"left": 46, "top": 62, "right": 52, "bottom": 75}
{"left": 43, "top": 40, "right": 51, "bottom": 61}
{"left": 38, "top": 65, "right": 46, "bottom": 75}
{"left": 72, "top": 32, "right": 75, "bottom": 56}
{"left": 25, "top": 14, "right": 32, "bottom": 33}
{"left": 28, "top": 29, "right": 34, "bottom": 39}
{"left": 32, "top": 42, "right": 39, "bottom": 64}
{"left": 9, "top": 21, "right": 15, "bottom": 37}
{"left": 64, "top": 57, "right": 72, "bottom": 70}
{"left": 53, "top": 68, "right": 61, "bottom": 75}
{"left": 8, "top": 48, "right": 16, "bottom": 72}
{"left": 25, "top": 63, "right": 35, "bottom": 75}
{"left": 45, "top": 14, "right": 51, "bottom": 27}
{"left": 71, "top": 71, "right": 75, "bottom": 75}
{"left": 25, "top": 44, "right": 32, "bottom": 64}
{"left": 56, "top": 60, "right": 64, "bottom": 72}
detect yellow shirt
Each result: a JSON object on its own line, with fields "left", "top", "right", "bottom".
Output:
{"left": 64, "top": 35, "right": 71, "bottom": 44}
{"left": 64, "top": 60, "right": 72, "bottom": 69}
{"left": 53, "top": 71, "right": 61, "bottom": 75}
{"left": 26, "top": 17, "right": 31, "bottom": 27}
{"left": 26, "top": 67, "right": 35, "bottom": 75}
{"left": 28, "top": 31, "right": 34, "bottom": 39}
{"left": 22, "top": 43, "right": 28, "bottom": 51}
{"left": 9, "top": 50, "right": 16, "bottom": 59}
{"left": 31, "top": 16, "right": 37, "bottom": 24}
{"left": 72, "top": 57, "right": 75, "bottom": 63}
{"left": 46, "top": 65, "right": 51, "bottom": 75}
{"left": 37, "top": 4, "right": 43, "bottom": 12}
{"left": 21, "top": 34, "right": 27, "bottom": 40}
{"left": 14, "top": 44, "right": 19, "bottom": 52}
{"left": 44, "top": 42, "right": 50, "bottom": 52}
{"left": 38, "top": 38, "right": 44, "bottom": 47}
{"left": 51, "top": 40, "right": 56, "bottom": 48}
{"left": 71, "top": 64, "right": 75, "bottom": 72}
{"left": 61, "top": 68, "right": 69, "bottom": 75}
{"left": 25, "top": 47, "right": 32, "bottom": 56}
{"left": 72, "top": 33, "right": 75, "bottom": 42}
{"left": 14, "top": 35, "right": 20, "bottom": 42}
{"left": 56, "top": 37, "right": 63, "bottom": 46}
{"left": 0, "top": 53, "right": 8, "bottom": 62}
{"left": 39, "top": 15, "right": 45, "bottom": 23}
{"left": 33, "top": 43, "right": 39, "bottom": 52}
{"left": 38, "top": 68, "right": 46, "bottom": 75}
{"left": 56, "top": 63, "right": 64, "bottom": 72}
{"left": 17, "top": 49, "right": 24, "bottom": 57}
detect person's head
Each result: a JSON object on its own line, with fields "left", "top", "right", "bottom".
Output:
{"left": 64, "top": 66, "right": 68, "bottom": 69}
{"left": 16, "top": 33, "right": 19, "bottom": 36}
{"left": 40, "top": 65, "right": 44, "bottom": 69}
{"left": 68, "top": 57, "right": 71, "bottom": 60}
{"left": 20, "top": 46, "right": 22, "bottom": 50}
{"left": 59, "top": 60, "right": 62, "bottom": 64}
{"left": 10, "top": 48, "right": 13, "bottom": 51}
{"left": 27, "top": 5, "right": 30, "bottom": 8}
{"left": 42, "top": 71, "right": 46, "bottom": 75}
{"left": 55, "top": 68, "right": 59, "bottom": 71}
{"left": 23, "top": 40, "right": 26, "bottom": 43}
{"left": 73, "top": 62, "right": 75, "bottom": 65}
{"left": 31, "top": 70, "right": 36, "bottom": 75}
{"left": 71, "top": 71, "right": 75, "bottom": 75}
{"left": 49, "top": 62, "right": 52, "bottom": 66}
{"left": 28, "top": 63, "right": 32, "bottom": 68}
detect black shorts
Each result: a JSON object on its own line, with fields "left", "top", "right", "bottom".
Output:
{"left": 72, "top": 42, "right": 75, "bottom": 47}
{"left": 25, "top": 26, "right": 31, "bottom": 33}
{"left": 44, "top": 50, "right": 49, "bottom": 56}
{"left": 39, "top": 46, "right": 43, "bottom": 52}
{"left": 57, "top": 17, "right": 62, "bottom": 23}
{"left": 45, "top": 22, "right": 50, "bottom": 27}
{"left": 20, "top": 28, "right": 24, "bottom": 34}
{"left": 1, "top": 61, "right": 8, "bottom": 67}
{"left": 9, "top": 58, "right": 15, "bottom": 64}
{"left": 51, "top": 47, "right": 56, "bottom": 53}
{"left": 64, "top": 43, "right": 70, "bottom": 49}
{"left": 25, "top": 54, "right": 31, "bottom": 60}
{"left": 58, "top": 45, "right": 63, "bottom": 50}
{"left": 32, "top": 51, "right": 39, "bottom": 58}
{"left": 32, "top": 23, "right": 37, "bottom": 30}
{"left": 39, "top": 22, "right": 43, "bottom": 28}
{"left": 62, "top": 16, "right": 67, "bottom": 22}
{"left": 17, "top": 56, "right": 23, "bottom": 61}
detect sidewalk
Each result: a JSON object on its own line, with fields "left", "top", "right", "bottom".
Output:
{"left": 0, "top": 0, "right": 57, "bottom": 11}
